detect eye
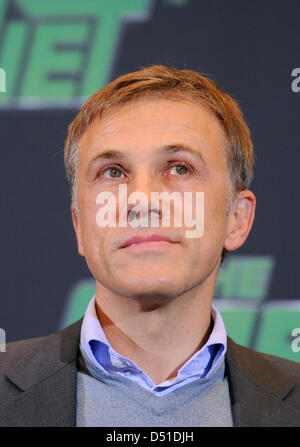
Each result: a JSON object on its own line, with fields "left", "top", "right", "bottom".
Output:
{"left": 100, "top": 166, "right": 125, "bottom": 178}
{"left": 169, "top": 163, "right": 192, "bottom": 176}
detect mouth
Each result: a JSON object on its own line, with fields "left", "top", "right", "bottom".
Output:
{"left": 120, "top": 234, "right": 178, "bottom": 250}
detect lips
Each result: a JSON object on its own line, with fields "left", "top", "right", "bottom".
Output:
{"left": 120, "top": 234, "right": 176, "bottom": 249}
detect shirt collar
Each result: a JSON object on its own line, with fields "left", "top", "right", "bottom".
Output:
{"left": 80, "top": 295, "right": 227, "bottom": 377}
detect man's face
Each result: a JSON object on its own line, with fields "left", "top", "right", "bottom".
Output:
{"left": 72, "top": 99, "right": 237, "bottom": 300}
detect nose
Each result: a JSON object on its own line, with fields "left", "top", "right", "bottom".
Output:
{"left": 127, "top": 168, "right": 159, "bottom": 202}
{"left": 125, "top": 167, "right": 163, "bottom": 224}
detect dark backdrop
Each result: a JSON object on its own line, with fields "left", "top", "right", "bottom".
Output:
{"left": 0, "top": 0, "right": 299, "bottom": 351}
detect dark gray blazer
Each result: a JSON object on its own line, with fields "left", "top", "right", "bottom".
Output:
{"left": 0, "top": 318, "right": 300, "bottom": 427}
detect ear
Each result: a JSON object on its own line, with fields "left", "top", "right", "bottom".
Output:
{"left": 224, "top": 190, "right": 256, "bottom": 252}
{"left": 71, "top": 203, "right": 85, "bottom": 257}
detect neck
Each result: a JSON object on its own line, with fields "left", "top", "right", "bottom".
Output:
{"left": 94, "top": 276, "right": 217, "bottom": 386}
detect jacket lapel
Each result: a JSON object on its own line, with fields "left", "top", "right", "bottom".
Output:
{"left": 0, "top": 318, "right": 83, "bottom": 427}
{"left": 1, "top": 361, "right": 77, "bottom": 427}
{"left": 226, "top": 337, "right": 300, "bottom": 426}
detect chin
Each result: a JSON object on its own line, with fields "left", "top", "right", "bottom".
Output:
{"left": 125, "top": 288, "right": 179, "bottom": 309}
{"left": 117, "top": 275, "right": 188, "bottom": 301}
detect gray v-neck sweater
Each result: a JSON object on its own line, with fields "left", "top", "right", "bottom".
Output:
{"left": 76, "top": 347, "right": 233, "bottom": 427}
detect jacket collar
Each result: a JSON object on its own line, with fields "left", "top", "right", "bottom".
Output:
{"left": 0, "top": 318, "right": 83, "bottom": 427}
{"left": 225, "top": 337, "right": 300, "bottom": 426}
{"left": 6, "top": 318, "right": 82, "bottom": 391}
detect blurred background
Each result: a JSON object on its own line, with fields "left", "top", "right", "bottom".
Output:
{"left": 0, "top": 0, "right": 299, "bottom": 362}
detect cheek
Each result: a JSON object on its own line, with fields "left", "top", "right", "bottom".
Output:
{"left": 80, "top": 205, "right": 106, "bottom": 255}
{"left": 79, "top": 189, "right": 103, "bottom": 237}
{"left": 202, "top": 188, "right": 228, "bottom": 245}
{"left": 81, "top": 220, "right": 114, "bottom": 278}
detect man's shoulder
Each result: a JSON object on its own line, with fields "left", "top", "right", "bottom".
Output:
{"left": 0, "top": 319, "right": 83, "bottom": 426}
{"left": 226, "top": 336, "right": 300, "bottom": 411}
{"left": 0, "top": 318, "right": 83, "bottom": 399}
{"left": 0, "top": 334, "right": 50, "bottom": 369}
{"left": 226, "top": 336, "right": 300, "bottom": 380}
{"left": 1, "top": 318, "right": 83, "bottom": 368}
{"left": 257, "top": 348, "right": 300, "bottom": 380}
{"left": 225, "top": 337, "right": 300, "bottom": 425}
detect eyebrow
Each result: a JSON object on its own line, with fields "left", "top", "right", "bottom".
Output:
{"left": 86, "top": 143, "right": 206, "bottom": 176}
{"left": 158, "top": 144, "right": 206, "bottom": 165}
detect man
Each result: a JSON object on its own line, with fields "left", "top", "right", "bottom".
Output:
{"left": 0, "top": 65, "right": 300, "bottom": 427}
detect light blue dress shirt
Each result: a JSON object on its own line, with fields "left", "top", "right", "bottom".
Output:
{"left": 80, "top": 296, "right": 227, "bottom": 396}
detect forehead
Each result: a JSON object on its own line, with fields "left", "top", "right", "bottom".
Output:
{"left": 78, "top": 98, "right": 227, "bottom": 165}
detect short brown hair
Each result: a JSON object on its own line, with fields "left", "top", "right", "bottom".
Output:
{"left": 64, "top": 64, "right": 255, "bottom": 262}
{"left": 64, "top": 65, "right": 254, "bottom": 200}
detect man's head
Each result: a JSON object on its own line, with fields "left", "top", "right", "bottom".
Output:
{"left": 64, "top": 65, "right": 255, "bottom": 302}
